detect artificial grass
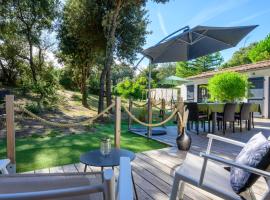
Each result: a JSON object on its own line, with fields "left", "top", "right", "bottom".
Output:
{"left": 0, "top": 123, "right": 168, "bottom": 172}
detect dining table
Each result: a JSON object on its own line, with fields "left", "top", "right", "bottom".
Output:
{"left": 197, "top": 103, "right": 261, "bottom": 133}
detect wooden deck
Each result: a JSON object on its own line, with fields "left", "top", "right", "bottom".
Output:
{"left": 22, "top": 118, "right": 270, "bottom": 200}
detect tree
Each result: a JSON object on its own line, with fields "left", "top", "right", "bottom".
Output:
{"left": 115, "top": 78, "right": 134, "bottom": 99}
{"left": 98, "top": 0, "right": 169, "bottom": 113}
{"left": 176, "top": 62, "right": 198, "bottom": 78}
{"left": 0, "top": 25, "right": 26, "bottom": 85}
{"left": 6, "top": 0, "right": 59, "bottom": 84}
{"left": 1, "top": 0, "right": 60, "bottom": 106}
{"left": 176, "top": 52, "right": 223, "bottom": 77}
{"left": 207, "top": 72, "right": 249, "bottom": 102}
{"left": 111, "top": 63, "right": 134, "bottom": 86}
{"left": 248, "top": 34, "right": 270, "bottom": 62}
{"left": 156, "top": 63, "right": 176, "bottom": 83}
{"left": 116, "top": 76, "right": 147, "bottom": 100}
{"left": 221, "top": 43, "right": 257, "bottom": 68}
{"left": 58, "top": 0, "right": 106, "bottom": 107}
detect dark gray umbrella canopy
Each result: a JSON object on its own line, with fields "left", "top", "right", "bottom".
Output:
{"left": 142, "top": 25, "right": 258, "bottom": 64}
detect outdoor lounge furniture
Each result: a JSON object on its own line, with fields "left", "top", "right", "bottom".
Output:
{"left": 170, "top": 134, "right": 270, "bottom": 200}
{"left": 185, "top": 102, "right": 209, "bottom": 135}
{"left": 217, "top": 103, "right": 237, "bottom": 134}
{"left": 0, "top": 157, "right": 133, "bottom": 200}
{"left": 0, "top": 159, "right": 10, "bottom": 174}
{"left": 235, "top": 103, "right": 252, "bottom": 132}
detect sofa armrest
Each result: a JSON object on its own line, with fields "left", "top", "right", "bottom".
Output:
{"left": 206, "top": 134, "right": 246, "bottom": 154}
{"left": 0, "top": 159, "right": 10, "bottom": 174}
{"left": 200, "top": 152, "right": 270, "bottom": 179}
{"left": 118, "top": 157, "right": 133, "bottom": 200}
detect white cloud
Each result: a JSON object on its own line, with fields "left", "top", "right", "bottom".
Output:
{"left": 186, "top": 0, "right": 251, "bottom": 27}
{"left": 227, "top": 9, "right": 270, "bottom": 26}
{"left": 157, "top": 11, "right": 168, "bottom": 36}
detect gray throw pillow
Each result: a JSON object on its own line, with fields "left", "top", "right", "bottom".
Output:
{"left": 230, "top": 132, "right": 270, "bottom": 193}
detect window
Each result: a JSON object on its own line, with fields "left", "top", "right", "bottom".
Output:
{"left": 186, "top": 85, "right": 194, "bottom": 101}
{"left": 197, "top": 84, "right": 209, "bottom": 103}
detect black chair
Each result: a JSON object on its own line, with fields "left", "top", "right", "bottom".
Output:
{"left": 217, "top": 103, "right": 237, "bottom": 134}
{"left": 235, "top": 103, "right": 252, "bottom": 132}
{"left": 185, "top": 102, "right": 209, "bottom": 135}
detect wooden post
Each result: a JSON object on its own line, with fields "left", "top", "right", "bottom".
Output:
{"left": 177, "top": 97, "right": 185, "bottom": 135}
{"left": 115, "top": 96, "right": 121, "bottom": 149}
{"left": 5, "top": 95, "right": 16, "bottom": 173}
{"left": 177, "top": 88, "right": 181, "bottom": 102}
{"left": 147, "top": 98, "right": 152, "bottom": 138}
{"left": 161, "top": 98, "right": 166, "bottom": 127}
{"left": 128, "top": 99, "right": 132, "bottom": 130}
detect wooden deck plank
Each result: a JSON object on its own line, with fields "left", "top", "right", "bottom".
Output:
{"left": 132, "top": 170, "right": 169, "bottom": 200}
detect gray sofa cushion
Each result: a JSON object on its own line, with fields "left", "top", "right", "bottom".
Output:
{"left": 177, "top": 153, "right": 242, "bottom": 200}
{"left": 230, "top": 133, "right": 270, "bottom": 193}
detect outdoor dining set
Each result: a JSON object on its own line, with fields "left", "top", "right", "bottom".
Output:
{"left": 185, "top": 102, "right": 261, "bottom": 134}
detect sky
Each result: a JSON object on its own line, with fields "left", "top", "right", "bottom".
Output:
{"left": 137, "top": 0, "right": 270, "bottom": 68}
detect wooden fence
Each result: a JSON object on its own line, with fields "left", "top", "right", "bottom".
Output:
{"left": 3, "top": 95, "right": 183, "bottom": 173}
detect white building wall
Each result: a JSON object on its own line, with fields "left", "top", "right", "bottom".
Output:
{"left": 179, "top": 68, "right": 270, "bottom": 118}
{"left": 264, "top": 76, "right": 269, "bottom": 118}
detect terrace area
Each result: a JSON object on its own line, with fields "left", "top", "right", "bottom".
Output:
{"left": 18, "top": 118, "right": 270, "bottom": 200}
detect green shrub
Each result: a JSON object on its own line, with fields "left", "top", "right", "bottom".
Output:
{"left": 25, "top": 102, "right": 41, "bottom": 114}
{"left": 207, "top": 72, "right": 249, "bottom": 102}
{"left": 116, "top": 77, "right": 147, "bottom": 100}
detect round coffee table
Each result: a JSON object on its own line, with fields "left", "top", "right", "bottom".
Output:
{"left": 80, "top": 148, "right": 137, "bottom": 199}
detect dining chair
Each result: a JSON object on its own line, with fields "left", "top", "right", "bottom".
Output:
{"left": 217, "top": 103, "right": 237, "bottom": 134}
{"left": 235, "top": 103, "right": 252, "bottom": 132}
{"left": 184, "top": 102, "right": 209, "bottom": 135}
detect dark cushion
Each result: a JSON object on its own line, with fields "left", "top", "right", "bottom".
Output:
{"left": 230, "top": 132, "right": 270, "bottom": 194}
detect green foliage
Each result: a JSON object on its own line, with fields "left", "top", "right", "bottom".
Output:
{"left": 176, "top": 53, "right": 223, "bottom": 77}
{"left": 59, "top": 68, "right": 77, "bottom": 90}
{"left": 25, "top": 102, "right": 41, "bottom": 114}
{"left": 207, "top": 72, "right": 249, "bottom": 102}
{"left": 223, "top": 34, "right": 270, "bottom": 68}
{"left": 221, "top": 43, "right": 257, "bottom": 68}
{"left": 21, "top": 65, "right": 60, "bottom": 106}
{"left": 248, "top": 34, "right": 270, "bottom": 62}
{"left": 116, "top": 76, "right": 147, "bottom": 99}
{"left": 1, "top": 0, "right": 60, "bottom": 106}
{"left": 176, "top": 62, "right": 198, "bottom": 77}
{"left": 115, "top": 78, "right": 134, "bottom": 99}
{"left": 132, "top": 76, "right": 148, "bottom": 99}
{"left": 111, "top": 64, "right": 134, "bottom": 85}
{"left": 156, "top": 63, "right": 176, "bottom": 83}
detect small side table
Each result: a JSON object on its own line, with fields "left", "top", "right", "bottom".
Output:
{"left": 80, "top": 148, "right": 137, "bottom": 199}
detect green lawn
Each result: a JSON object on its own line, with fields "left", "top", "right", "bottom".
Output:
{"left": 0, "top": 123, "right": 167, "bottom": 172}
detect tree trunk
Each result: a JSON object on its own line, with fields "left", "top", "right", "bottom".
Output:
{"left": 81, "top": 66, "right": 89, "bottom": 108}
{"left": 28, "top": 33, "right": 37, "bottom": 84}
{"left": 106, "top": 59, "right": 112, "bottom": 107}
{"left": 98, "top": 0, "right": 122, "bottom": 113}
{"left": 81, "top": 82, "right": 88, "bottom": 108}
{"left": 98, "top": 68, "right": 107, "bottom": 113}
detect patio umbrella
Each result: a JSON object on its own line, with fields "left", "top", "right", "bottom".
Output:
{"left": 140, "top": 25, "right": 258, "bottom": 138}
{"left": 159, "top": 75, "right": 190, "bottom": 86}
{"left": 142, "top": 25, "right": 258, "bottom": 64}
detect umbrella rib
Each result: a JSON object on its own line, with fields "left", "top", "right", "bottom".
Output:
{"left": 190, "top": 30, "right": 208, "bottom": 45}
{"left": 193, "top": 30, "right": 235, "bottom": 47}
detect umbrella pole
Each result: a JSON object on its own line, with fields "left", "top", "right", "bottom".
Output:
{"left": 147, "top": 61, "right": 152, "bottom": 138}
